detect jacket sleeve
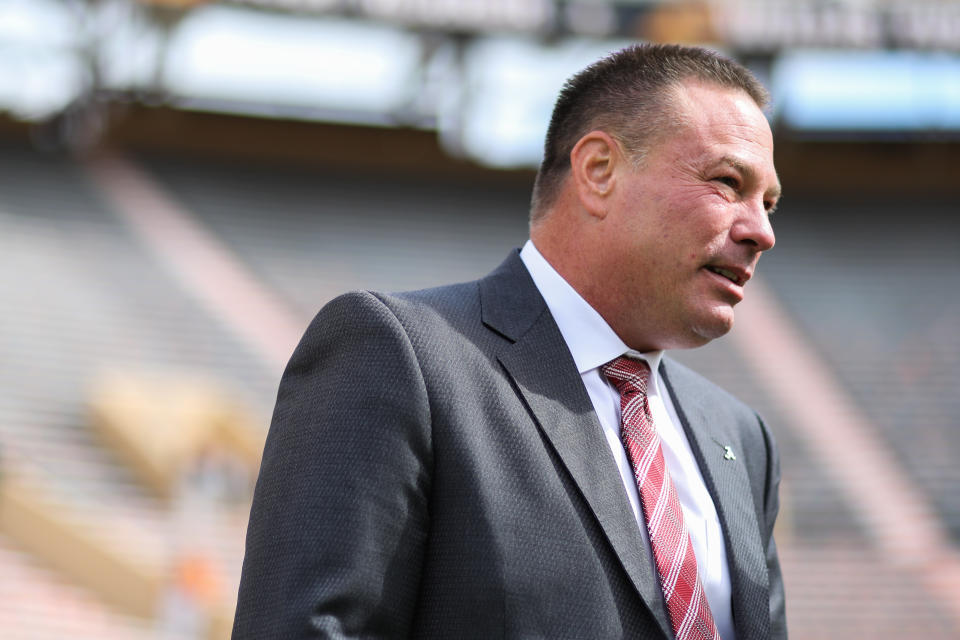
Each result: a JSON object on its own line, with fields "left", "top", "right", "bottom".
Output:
{"left": 232, "top": 291, "right": 432, "bottom": 639}
{"left": 759, "top": 415, "right": 787, "bottom": 639}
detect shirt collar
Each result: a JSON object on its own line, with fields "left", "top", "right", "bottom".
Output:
{"left": 519, "top": 240, "right": 664, "bottom": 390}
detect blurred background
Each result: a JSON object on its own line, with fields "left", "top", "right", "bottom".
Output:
{"left": 0, "top": 0, "right": 958, "bottom": 638}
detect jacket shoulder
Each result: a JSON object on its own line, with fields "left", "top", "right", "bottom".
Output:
{"left": 661, "top": 356, "right": 759, "bottom": 420}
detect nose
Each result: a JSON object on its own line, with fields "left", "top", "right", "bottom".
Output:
{"left": 731, "top": 201, "right": 775, "bottom": 252}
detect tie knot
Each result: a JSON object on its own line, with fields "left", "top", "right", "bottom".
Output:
{"left": 601, "top": 356, "right": 651, "bottom": 397}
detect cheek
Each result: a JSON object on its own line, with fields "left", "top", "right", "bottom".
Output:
{"left": 657, "top": 193, "right": 725, "bottom": 237}
{"left": 680, "top": 205, "right": 731, "bottom": 254}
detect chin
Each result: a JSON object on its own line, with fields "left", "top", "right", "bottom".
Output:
{"left": 663, "top": 324, "right": 728, "bottom": 351}
{"left": 688, "top": 310, "right": 735, "bottom": 344}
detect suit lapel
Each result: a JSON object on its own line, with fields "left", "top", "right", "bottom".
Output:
{"left": 479, "top": 253, "right": 673, "bottom": 638}
{"left": 661, "top": 361, "right": 770, "bottom": 640}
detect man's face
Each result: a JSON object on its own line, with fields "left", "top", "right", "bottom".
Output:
{"left": 599, "top": 81, "right": 780, "bottom": 351}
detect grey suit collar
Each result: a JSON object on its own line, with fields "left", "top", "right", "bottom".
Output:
{"left": 480, "top": 251, "right": 674, "bottom": 638}
{"left": 478, "top": 249, "right": 544, "bottom": 343}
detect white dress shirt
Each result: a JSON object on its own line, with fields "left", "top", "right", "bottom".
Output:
{"left": 519, "top": 240, "right": 736, "bottom": 640}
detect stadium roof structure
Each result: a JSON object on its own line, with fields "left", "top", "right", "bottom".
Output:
{"left": 0, "top": 0, "right": 958, "bottom": 167}
{"left": 141, "top": 0, "right": 960, "bottom": 51}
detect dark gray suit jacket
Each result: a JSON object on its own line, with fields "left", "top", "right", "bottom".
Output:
{"left": 233, "top": 252, "right": 786, "bottom": 639}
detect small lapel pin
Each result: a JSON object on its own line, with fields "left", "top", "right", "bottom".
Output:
{"left": 723, "top": 446, "right": 736, "bottom": 461}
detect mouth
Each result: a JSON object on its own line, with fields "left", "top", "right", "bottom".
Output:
{"left": 704, "top": 265, "right": 749, "bottom": 287}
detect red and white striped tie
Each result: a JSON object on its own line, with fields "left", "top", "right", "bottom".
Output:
{"left": 602, "top": 356, "right": 721, "bottom": 640}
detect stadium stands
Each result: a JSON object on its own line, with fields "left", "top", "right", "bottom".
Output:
{"left": 762, "top": 203, "right": 960, "bottom": 539}
{"left": 0, "top": 145, "right": 264, "bottom": 637}
{"left": 135, "top": 152, "right": 533, "bottom": 312}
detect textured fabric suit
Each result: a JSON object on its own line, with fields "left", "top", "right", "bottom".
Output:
{"left": 232, "top": 251, "right": 786, "bottom": 639}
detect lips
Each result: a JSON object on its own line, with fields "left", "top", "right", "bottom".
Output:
{"left": 704, "top": 264, "right": 749, "bottom": 286}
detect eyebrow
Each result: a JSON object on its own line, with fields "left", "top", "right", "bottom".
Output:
{"left": 719, "top": 154, "right": 782, "bottom": 201}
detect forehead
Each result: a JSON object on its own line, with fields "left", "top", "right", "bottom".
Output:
{"left": 668, "top": 80, "right": 771, "bottom": 138}
{"left": 659, "top": 81, "right": 779, "bottom": 189}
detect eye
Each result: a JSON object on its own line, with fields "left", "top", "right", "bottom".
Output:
{"left": 715, "top": 175, "right": 740, "bottom": 190}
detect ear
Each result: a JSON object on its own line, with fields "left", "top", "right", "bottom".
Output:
{"left": 569, "top": 130, "right": 622, "bottom": 219}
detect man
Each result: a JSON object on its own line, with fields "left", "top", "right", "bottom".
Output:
{"left": 233, "top": 44, "right": 785, "bottom": 639}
